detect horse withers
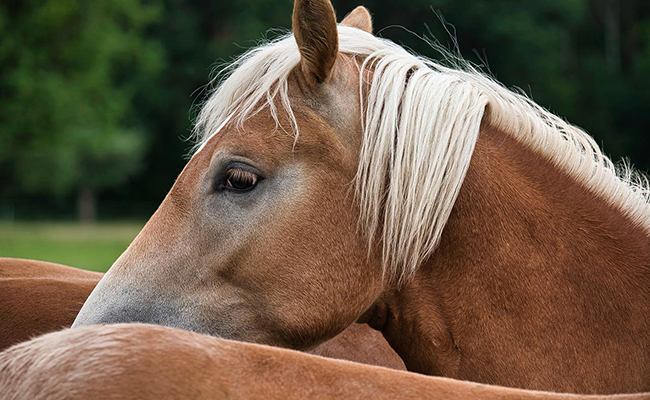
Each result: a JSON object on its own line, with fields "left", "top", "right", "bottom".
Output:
{"left": 73, "top": 0, "right": 650, "bottom": 393}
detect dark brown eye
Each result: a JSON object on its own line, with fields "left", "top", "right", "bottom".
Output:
{"left": 223, "top": 168, "right": 258, "bottom": 192}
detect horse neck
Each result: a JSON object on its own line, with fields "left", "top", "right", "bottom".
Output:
{"left": 377, "top": 123, "right": 650, "bottom": 392}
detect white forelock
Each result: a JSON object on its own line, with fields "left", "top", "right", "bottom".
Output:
{"left": 194, "top": 25, "right": 650, "bottom": 284}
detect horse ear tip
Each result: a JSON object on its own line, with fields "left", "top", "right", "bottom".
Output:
{"left": 292, "top": 0, "right": 338, "bottom": 39}
{"left": 340, "top": 5, "right": 373, "bottom": 34}
{"left": 350, "top": 5, "right": 372, "bottom": 19}
{"left": 293, "top": 0, "right": 337, "bottom": 19}
{"left": 292, "top": 0, "right": 339, "bottom": 84}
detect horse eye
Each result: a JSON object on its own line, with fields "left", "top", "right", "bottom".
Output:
{"left": 222, "top": 168, "right": 259, "bottom": 192}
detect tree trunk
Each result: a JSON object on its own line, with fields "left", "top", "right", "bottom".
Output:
{"left": 77, "top": 186, "right": 97, "bottom": 223}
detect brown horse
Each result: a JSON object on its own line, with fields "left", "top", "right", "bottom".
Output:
{"left": 72, "top": 1, "right": 650, "bottom": 394}
{"left": 2, "top": 324, "right": 649, "bottom": 400}
{"left": 0, "top": 258, "right": 101, "bottom": 351}
{"left": 0, "top": 258, "right": 404, "bottom": 369}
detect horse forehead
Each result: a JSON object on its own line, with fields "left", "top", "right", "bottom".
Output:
{"left": 221, "top": 107, "right": 345, "bottom": 160}
{"left": 175, "top": 125, "right": 291, "bottom": 190}
{"left": 175, "top": 115, "right": 329, "bottom": 182}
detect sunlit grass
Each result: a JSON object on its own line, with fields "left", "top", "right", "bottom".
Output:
{"left": 0, "top": 222, "right": 144, "bottom": 272}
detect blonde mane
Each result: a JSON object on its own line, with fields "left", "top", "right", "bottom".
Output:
{"left": 194, "top": 26, "right": 650, "bottom": 284}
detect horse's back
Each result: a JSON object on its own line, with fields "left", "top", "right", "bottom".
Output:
{"left": 0, "top": 257, "right": 102, "bottom": 280}
{"left": 0, "top": 258, "right": 102, "bottom": 351}
{"left": 2, "top": 324, "right": 646, "bottom": 400}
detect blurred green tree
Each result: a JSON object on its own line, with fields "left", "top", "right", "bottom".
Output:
{"left": 0, "top": 0, "right": 164, "bottom": 221}
{"left": 0, "top": 0, "right": 648, "bottom": 221}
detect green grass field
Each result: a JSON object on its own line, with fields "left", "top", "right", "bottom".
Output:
{"left": 0, "top": 222, "right": 144, "bottom": 272}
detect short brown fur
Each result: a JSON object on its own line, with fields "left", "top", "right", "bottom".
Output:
{"left": 2, "top": 324, "right": 649, "bottom": 400}
{"left": 0, "top": 258, "right": 101, "bottom": 351}
{"left": 374, "top": 124, "right": 650, "bottom": 392}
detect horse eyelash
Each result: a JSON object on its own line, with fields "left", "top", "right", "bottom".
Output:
{"left": 226, "top": 168, "right": 258, "bottom": 185}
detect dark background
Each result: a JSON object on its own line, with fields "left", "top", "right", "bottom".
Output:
{"left": 1, "top": 0, "right": 648, "bottom": 222}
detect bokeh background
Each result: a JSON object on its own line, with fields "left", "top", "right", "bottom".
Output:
{"left": 1, "top": 0, "right": 649, "bottom": 271}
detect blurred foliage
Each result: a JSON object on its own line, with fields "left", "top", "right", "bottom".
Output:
{"left": 0, "top": 0, "right": 648, "bottom": 220}
{"left": 0, "top": 0, "right": 162, "bottom": 203}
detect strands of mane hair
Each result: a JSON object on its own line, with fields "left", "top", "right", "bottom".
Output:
{"left": 193, "top": 25, "right": 650, "bottom": 284}
{"left": 356, "top": 52, "right": 487, "bottom": 284}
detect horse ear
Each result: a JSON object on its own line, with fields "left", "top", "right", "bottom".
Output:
{"left": 340, "top": 6, "right": 373, "bottom": 33}
{"left": 292, "top": 0, "right": 339, "bottom": 84}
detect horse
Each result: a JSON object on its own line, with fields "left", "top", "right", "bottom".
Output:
{"left": 2, "top": 324, "right": 649, "bottom": 400}
{"left": 0, "top": 258, "right": 101, "bottom": 351}
{"left": 0, "top": 257, "right": 404, "bottom": 369}
{"left": 72, "top": 1, "right": 650, "bottom": 393}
